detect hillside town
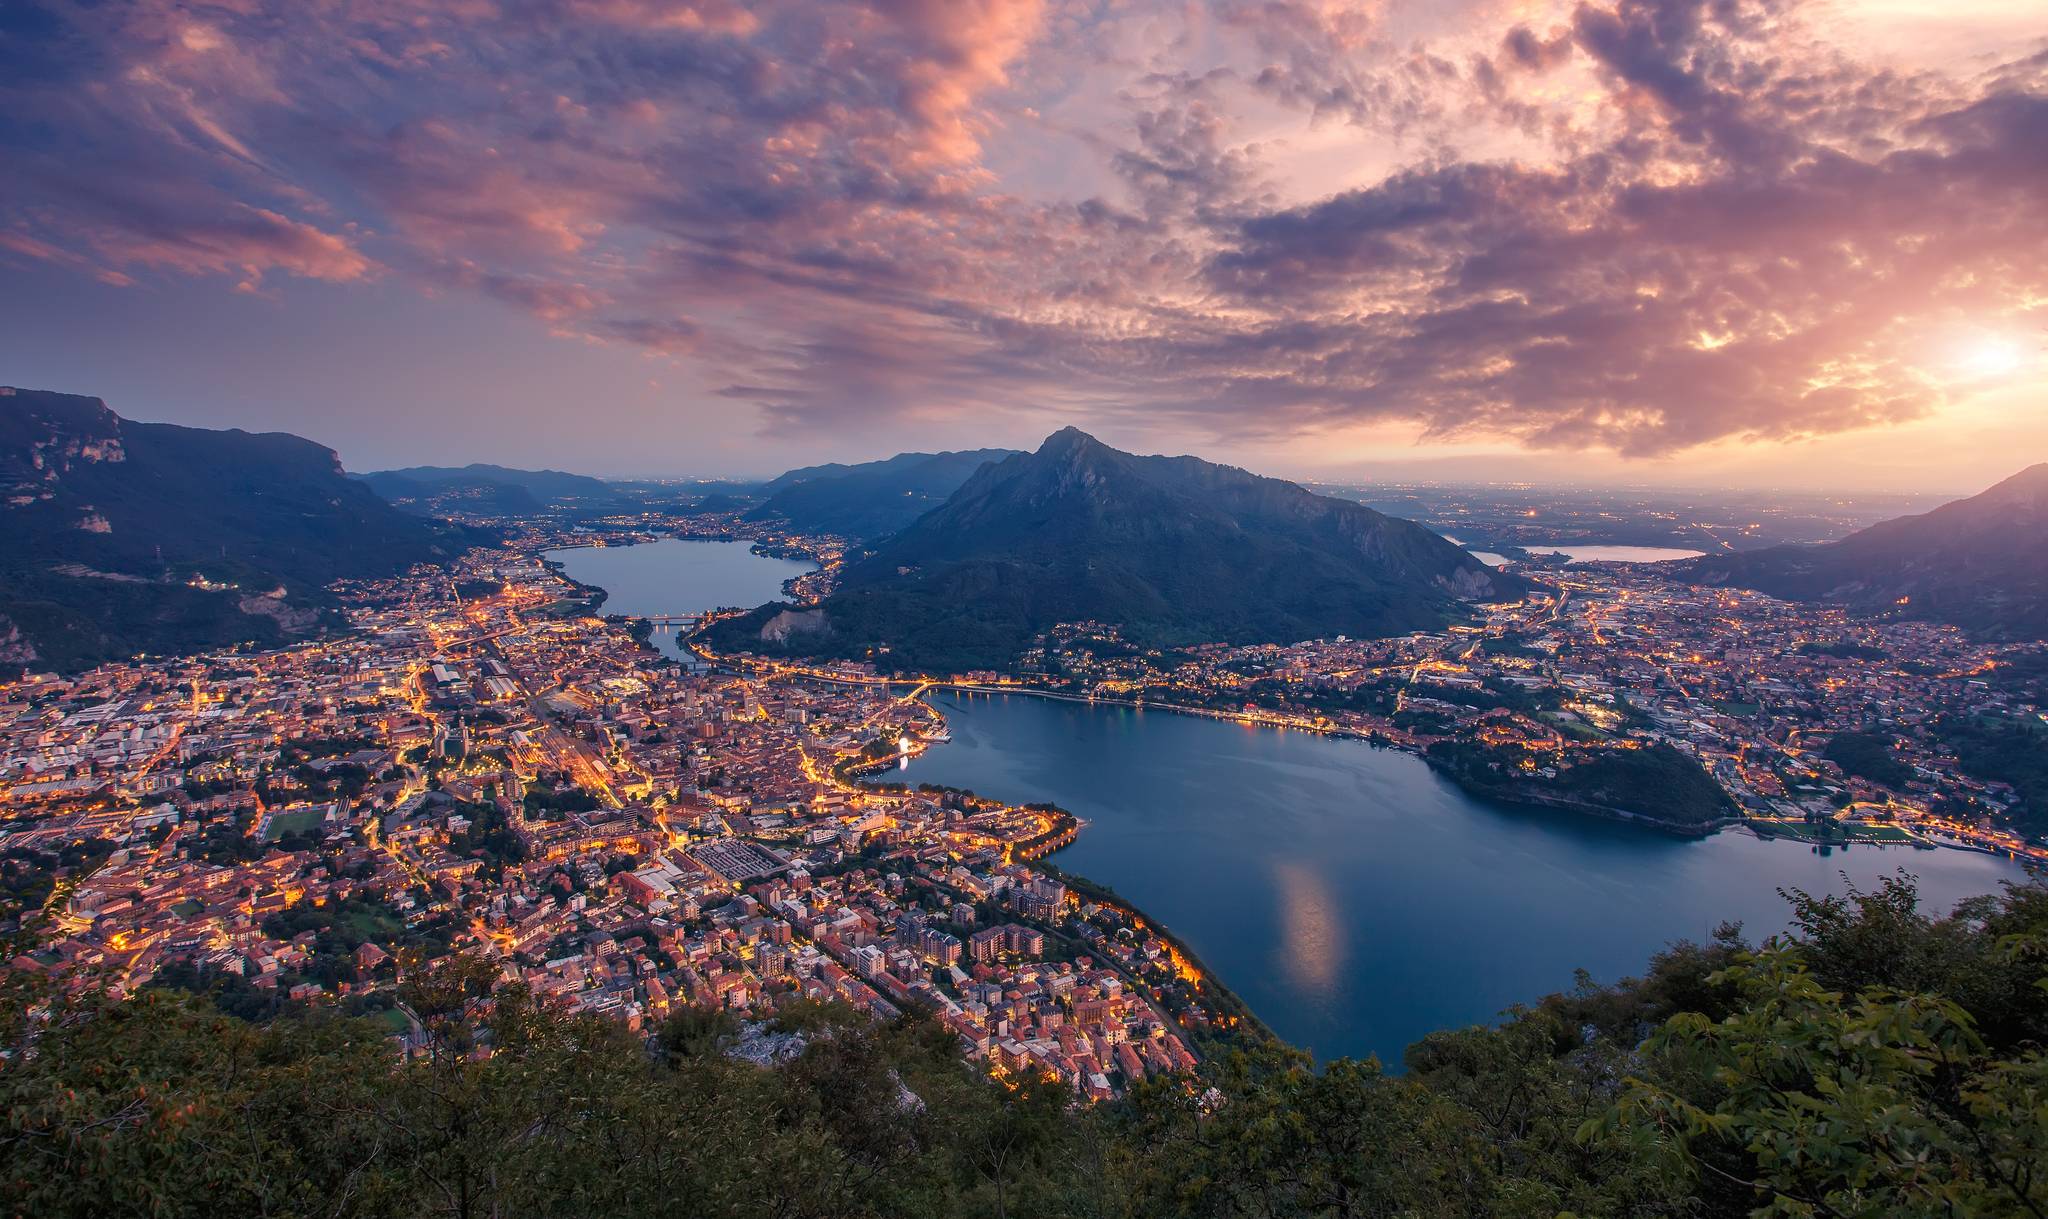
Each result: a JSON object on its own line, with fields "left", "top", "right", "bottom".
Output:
{"left": 0, "top": 550, "right": 1225, "bottom": 1098}
{"left": 6, "top": 525, "right": 2045, "bottom": 1104}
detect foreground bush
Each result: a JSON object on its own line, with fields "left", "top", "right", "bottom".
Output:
{"left": 4, "top": 873, "right": 2043, "bottom": 1218}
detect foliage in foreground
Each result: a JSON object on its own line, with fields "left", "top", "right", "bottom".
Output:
{"left": 3, "top": 873, "right": 2044, "bottom": 1218}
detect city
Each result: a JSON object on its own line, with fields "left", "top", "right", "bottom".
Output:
{"left": 2, "top": 546, "right": 1237, "bottom": 1099}
{"left": 9, "top": 508, "right": 2043, "bottom": 1107}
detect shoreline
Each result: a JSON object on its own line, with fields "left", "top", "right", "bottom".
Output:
{"left": 885, "top": 683, "right": 1879, "bottom": 846}
{"left": 544, "top": 533, "right": 823, "bottom": 611}
{"left": 850, "top": 767, "right": 1275, "bottom": 1054}
{"left": 544, "top": 549, "right": 2031, "bottom": 1036}
{"left": 825, "top": 699, "right": 1272, "bottom": 1054}
{"left": 541, "top": 548, "right": 2032, "bottom": 1066}
{"left": 700, "top": 653, "right": 2021, "bottom": 859}
{"left": 903, "top": 685, "right": 1969, "bottom": 855}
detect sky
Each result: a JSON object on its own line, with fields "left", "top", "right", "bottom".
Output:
{"left": 0, "top": 0, "right": 2042, "bottom": 491}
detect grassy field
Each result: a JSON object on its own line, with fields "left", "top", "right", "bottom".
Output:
{"left": 263, "top": 806, "right": 329, "bottom": 840}
{"left": 337, "top": 905, "right": 405, "bottom": 940}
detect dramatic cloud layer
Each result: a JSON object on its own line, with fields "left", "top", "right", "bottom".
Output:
{"left": 2, "top": 0, "right": 2043, "bottom": 459}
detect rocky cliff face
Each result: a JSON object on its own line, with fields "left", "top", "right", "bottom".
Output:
{"left": 0, "top": 386, "right": 127, "bottom": 508}
{"left": 1, "top": 386, "right": 473, "bottom": 672}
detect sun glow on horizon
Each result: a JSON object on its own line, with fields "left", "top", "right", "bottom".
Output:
{"left": 1954, "top": 335, "right": 2028, "bottom": 380}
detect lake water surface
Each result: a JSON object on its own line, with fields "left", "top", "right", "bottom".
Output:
{"left": 899, "top": 690, "right": 2030, "bottom": 1064}
{"left": 1532, "top": 544, "right": 1706, "bottom": 563}
{"left": 544, "top": 538, "right": 814, "bottom": 660}
{"left": 1452, "top": 541, "right": 1701, "bottom": 567}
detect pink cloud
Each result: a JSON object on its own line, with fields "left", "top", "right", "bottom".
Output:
{"left": 87, "top": 204, "right": 372, "bottom": 286}
{"left": 1, "top": 0, "right": 2042, "bottom": 459}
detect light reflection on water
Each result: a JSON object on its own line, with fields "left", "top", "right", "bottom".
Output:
{"left": 899, "top": 690, "right": 2031, "bottom": 1064}
{"left": 1275, "top": 860, "right": 1343, "bottom": 996}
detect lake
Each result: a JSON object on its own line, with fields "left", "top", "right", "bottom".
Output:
{"left": 1531, "top": 544, "right": 1706, "bottom": 563}
{"left": 1444, "top": 535, "right": 1700, "bottom": 567}
{"left": 543, "top": 538, "right": 814, "bottom": 660}
{"left": 898, "top": 690, "right": 2030, "bottom": 1064}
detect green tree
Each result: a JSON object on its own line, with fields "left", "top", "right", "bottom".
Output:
{"left": 1602, "top": 941, "right": 2048, "bottom": 1217}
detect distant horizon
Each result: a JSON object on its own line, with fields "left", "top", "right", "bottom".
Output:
{"left": 440, "top": 460, "right": 1988, "bottom": 505}
{"left": 7, "top": 379, "right": 2013, "bottom": 500}
{"left": 278, "top": 418, "right": 2048, "bottom": 503}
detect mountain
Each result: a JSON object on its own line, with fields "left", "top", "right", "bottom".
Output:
{"left": 361, "top": 471, "right": 544, "bottom": 516}
{"left": 359, "top": 463, "right": 622, "bottom": 513}
{"left": 760, "top": 458, "right": 863, "bottom": 495}
{"left": 744, "top": 448, "right": 1019, "bottom": 539}
{"left": 0, "top": 387, "right": 470, "bottom": 673}
{"left": 710, "top": 428, "right": 1520, "bottom": 672}
{"left": 1680, "top": 464, "right": 2048, "bottom": 637}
